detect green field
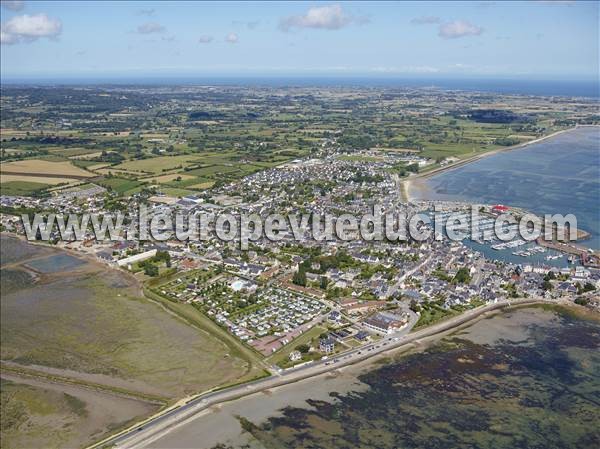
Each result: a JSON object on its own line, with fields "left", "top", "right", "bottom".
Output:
{"left": 0, "top": 181, "right": 49, "bottom": 196}
{"left": 184, "top": 164, "right": 239, "bottom": 177}
{"left": 114, "top": 154, "right": 209, "bottom": 174}
{"left": 95, "top": 177, "right": 144, "bottom": 195}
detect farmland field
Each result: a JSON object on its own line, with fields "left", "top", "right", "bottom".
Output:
{"left": 188, "top": 181, "right": 215, "bottom": 190}
{"left": 160, "top": 187, "right": 200, "bottom": 197}
{"left": 47, "top": 148, "right": 99, "bottom": 158}
{"left": 184, "top": 164, "right": 238, "bottom": 177}
{"left": 114, "top": 155, "right": 206, "bottom": 174}
{"left": 0, "top": 174, "right": 78, "bottom": 185}
{"left": 0, "top": 160, "right": 94, "bottom": 178}
{"left": 95, "top": 177, "right": 144, "bottom": 194}
{"left": 68, "top": 151, "right": 104, "bottom": 160}
{"left": 0, "top": 180, "right": 52, "bottom": 196}
{"left": 145, "top": 173, "right": 196, "bottom": 184}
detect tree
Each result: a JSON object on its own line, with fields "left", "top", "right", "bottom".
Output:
{"left": 295, "top": 344, "right": 310, "bottom": 354}
{"left": 542, "top": 280, "right": 553, "bottom": 291}
{"left": 319, "top": 276, "right": 329, "bottom": 290}
{"left": 293, "top": 269, "right": 307, "bottom": 287}
{"left": 577, "top": 282, "right": 596, "bottom": 294}
{"left": 409, "top": 299, "right": 421, "bottom": 313}
{"left": 452, "top": 267, "right": 471, "bottom": 284}
{"left": 143, "top": 263, "right": 159, "bottom": 277}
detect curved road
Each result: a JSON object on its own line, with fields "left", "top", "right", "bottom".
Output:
{"left": 93, "top": 297, "right": 552, "bottom": 449}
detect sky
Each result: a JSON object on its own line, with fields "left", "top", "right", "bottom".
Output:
{"left": 0, "top": 1, "right": 598, "bottom": 80}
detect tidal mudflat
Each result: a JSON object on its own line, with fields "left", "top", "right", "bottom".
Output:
{"left": 0, "top": 235, "right": 252, "bottom": 448}
{"left": 1, "top": 374, "right": 156, "bottom": 449}
{"left": 150, "top": 305, "right": 600, "bottom": 449}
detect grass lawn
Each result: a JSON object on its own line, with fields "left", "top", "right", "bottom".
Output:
{"left": 415, "top": 304, "right": 460, "bottom": 329}
{"left": 414, "top": 299, "right": 487, "bottom": 329}
{"left": 267, "top": 325, "right": 328, "bottom": 368}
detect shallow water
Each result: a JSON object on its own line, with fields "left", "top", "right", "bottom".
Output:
{"left": 232, "top": 306, "right": 600, "bottom": 449}
{"left": 0, "top": 235, "right": 48, "bottom": 265}
{"left": 0, "top": 268, "right": 35, "bottom": 295}
{"left": 149, "top": 306, "right": 600, "bottom": 449}
{"left": 25, "top": 253, "right": 85, "bottom": 273}
{"left": 412, "top": 127, "right": 600, "bottom": 249}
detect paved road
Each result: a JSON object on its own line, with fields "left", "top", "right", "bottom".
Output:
{"left": 92, "top": 297, "right": 551, "bottom": 449}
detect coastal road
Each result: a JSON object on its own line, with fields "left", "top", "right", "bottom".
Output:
{"left": 91, "top": 297, "right": 553, "bottom": 449}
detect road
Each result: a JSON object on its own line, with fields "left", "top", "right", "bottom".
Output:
{"left": 91, "top": 297, "right": 552, "bottom": 449}
{"left": 388, "top": 254, "right": 432, "bottom": 297}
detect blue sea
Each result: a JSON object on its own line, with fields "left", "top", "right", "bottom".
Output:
{"left": 413, "top": 126, "right": 600, "bottom": 250}
{"left": 2, "top": 76, "right": 599, "bottom": 98}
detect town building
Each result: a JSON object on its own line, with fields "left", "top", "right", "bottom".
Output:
{"left": 363, "top": 312, "right": 409, "bottom": 334}
{"left": 319, "top": 337, "right": 335, "bottom": 354}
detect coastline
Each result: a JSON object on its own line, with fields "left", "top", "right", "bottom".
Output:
{"left": 0, "top": 232, "right": 146, "bottom": 296}
{"left": 123, "top": 299, "right": 588, "bottom": 449}
{"left": 3, "top": 231, "right": 596, "bottom": 449}
{"left": 402, "top": 125, "right": 597, "bottom": 203}
{"left": 96, "top": 297, "right": 565, "bottom": 449}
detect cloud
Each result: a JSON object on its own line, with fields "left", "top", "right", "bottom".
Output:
{"left": 225, "top": 32, "right": 238, "bottom": 43}
{"left": 438, "top": 20, "right": 483, "bottom": 39}
{"left": 198, "top": 35, "right": 213, "bottom": 44}
{"left": 136, "top": 8, "right": 155, "bottom": 16}
{"left": 136, "top": 22, "right": 165, "bottom": 34}
{"left": 1, "top": 30, "right": 18, "bottom": 44}
{"left": 1, "top": 1, "right": 25, "bottom": 12}
{"left": 161, "top": 35, "right": 176, "bottom": 42}
{"left": 279, "top": 4, "right": 362, "bottom": 32}
{"left": 1, "top": 13, "right": 62, "bottom": 45}
{"left": 411, "top": 16, "right": 441, "bottom": 25}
